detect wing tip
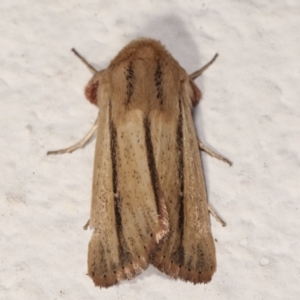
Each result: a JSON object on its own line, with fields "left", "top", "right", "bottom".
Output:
{"left": 152, "top": 258, "right": 215, "bottom": 284}
{"left": 89, "top": 256, "right": 149, "bottom": 288}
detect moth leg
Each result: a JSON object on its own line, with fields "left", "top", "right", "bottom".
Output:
{"left": 208, "top": 204, "right": 226, "bottom": 227}
{"left": 71, "top": 48, "right": 97, "bottom": 74}
{"left": 47, "top": 117, "right": 98, "bottom": 155}
{"left": 83, "top": 219, "right": 90, "bottom": 230}
{"left": 198, "top": 139, "right": 232, "bottom": 166}
{"left": 189, "top": 53, "right": 218, "bottom": 80}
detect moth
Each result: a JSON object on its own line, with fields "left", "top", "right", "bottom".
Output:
{"left": 48, "top": 38, "right": 231, "bottom": 288}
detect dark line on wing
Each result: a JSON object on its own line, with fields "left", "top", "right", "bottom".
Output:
{"left": 110, "top": 101, "right": 118, "bottom": 203}
{"left": 109, "top": 101, "right": 132, "bottom": 267}
{"left": 144, "top": 118, "right": 160, "bottom": 214}
{"left": 125, "top": 61, "right": 135, "bottom": 105}
{"left": 154, "top": 61, "right": 163, "bottom": 105}
{"left": 174, "top": 95, "right": 185, "bottom": 266}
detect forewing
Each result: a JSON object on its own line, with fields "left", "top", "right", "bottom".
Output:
{"left": 88, "top": 68, "right": 169, "bottom": 287}
{"left": 151, "top": 80, "right": 216, "bottom": 284}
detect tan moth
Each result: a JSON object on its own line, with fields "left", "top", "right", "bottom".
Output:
{"left": 48, "top": 38, "right": 231, "bottom": 288}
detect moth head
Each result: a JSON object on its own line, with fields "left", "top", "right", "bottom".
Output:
{"left": 85, "top": 71, "right": 104, "bottom": 106}
{"left": 189, "top": 79, "right": 202, "bottom": 107}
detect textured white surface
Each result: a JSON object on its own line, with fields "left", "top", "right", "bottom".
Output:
{"left": 1, "top": 0, "right": 299, "bottom": 299}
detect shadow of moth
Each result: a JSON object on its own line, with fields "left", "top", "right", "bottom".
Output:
{"left": 48, "top": 38, "right": 231, "bottom": 288}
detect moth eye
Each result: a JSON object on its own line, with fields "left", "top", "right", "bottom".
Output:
{"left": 189, "top": 80, "right": 202, "bottom": 107}
{"left": 85, "top": 78, "right": 100, "bottom": 106}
